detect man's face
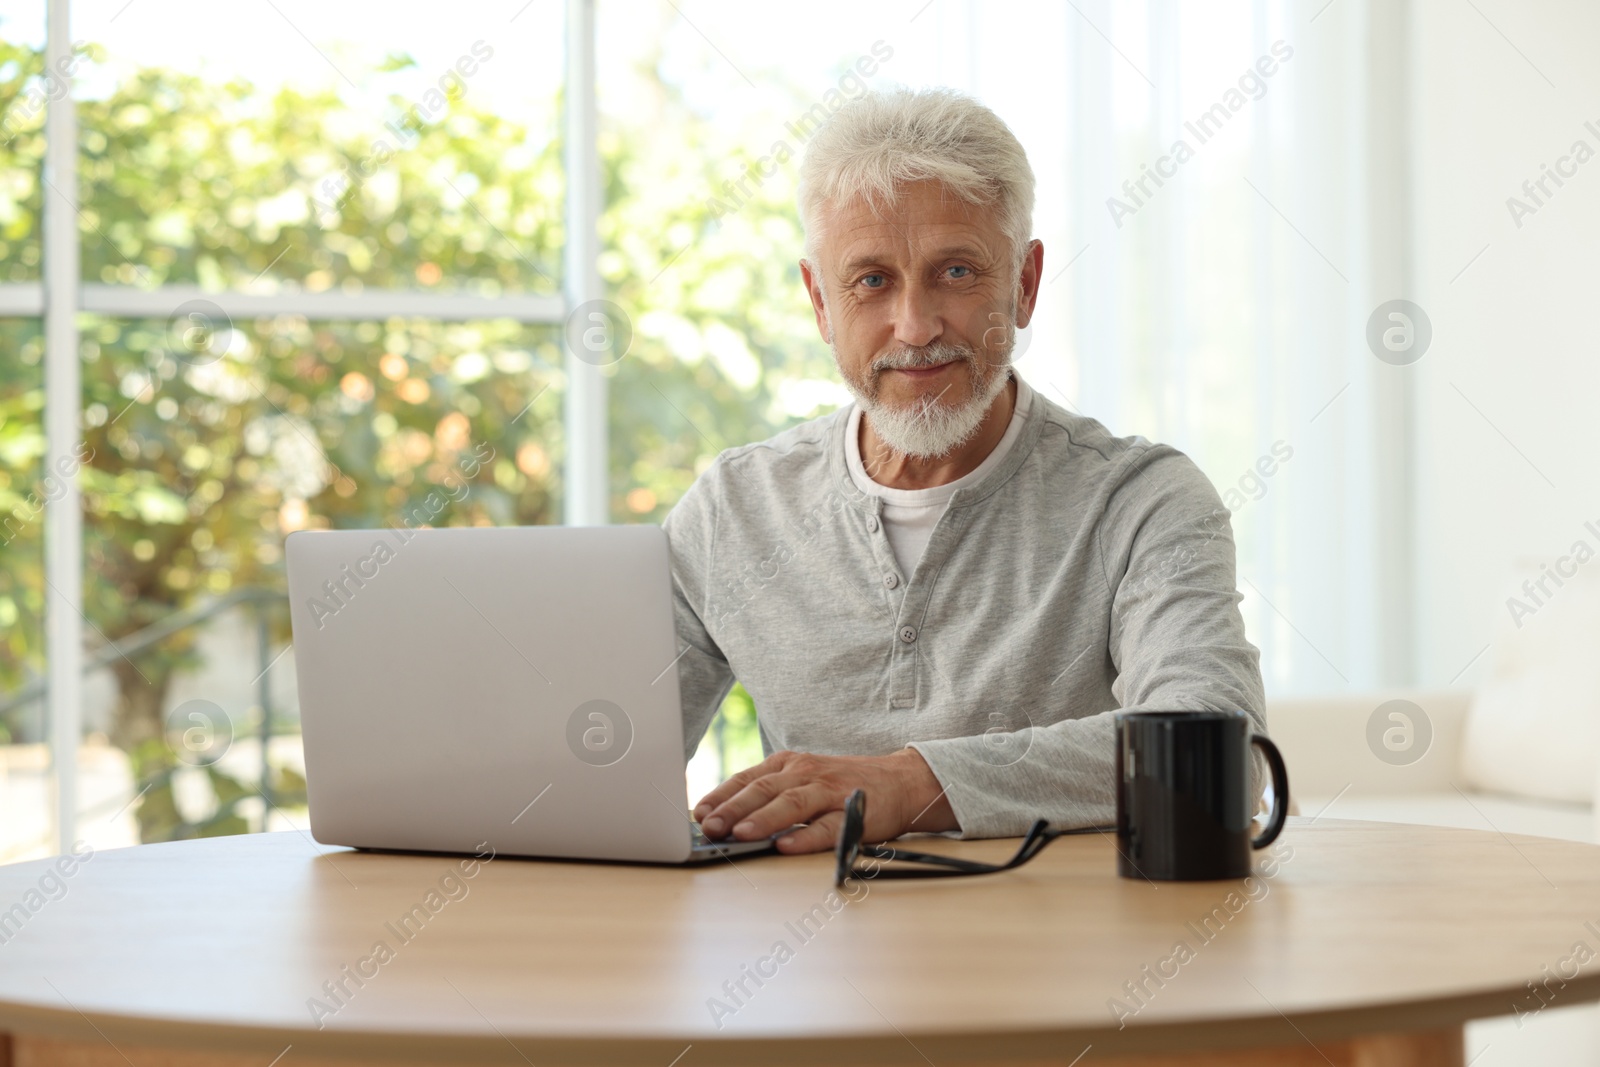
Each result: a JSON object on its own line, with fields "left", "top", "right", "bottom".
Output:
{"left": 800, "top": 179, "right": 1037, "bottom": 457}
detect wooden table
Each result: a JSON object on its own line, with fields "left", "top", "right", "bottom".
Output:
{"left": 1, "top": 817, "right": 1597, "bottom": 1066}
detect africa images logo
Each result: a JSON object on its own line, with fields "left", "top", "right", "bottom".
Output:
{"left": 566, "top": 700, "right": 633, "bottom": 767}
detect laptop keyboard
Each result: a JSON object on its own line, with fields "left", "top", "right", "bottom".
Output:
{"left": 692, "top": 822, "right": 757, "bottom": 854}
{"left": 691, "top": 821, "right": 792, "bottom": 856}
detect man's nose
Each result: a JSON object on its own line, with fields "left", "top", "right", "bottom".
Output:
{"left": 891, "top": 281, "right": 943, "bottom": 350}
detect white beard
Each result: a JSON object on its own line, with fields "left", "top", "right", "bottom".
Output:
{"left": 837, "top": 339, "right": 1013, "bottom": 461}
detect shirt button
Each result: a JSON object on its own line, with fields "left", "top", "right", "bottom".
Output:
{"left": 883, "top": 573, "right": 899, "bottom": 589}
{"left": 866, "top": 515, "right": 879, "bottom": 532}
{"left": 899, "top": 625, "right": 917, "bottom": 643}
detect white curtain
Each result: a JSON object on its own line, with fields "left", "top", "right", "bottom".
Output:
{"left": 897, "top": 0, "right": 1409, "bottom": 696}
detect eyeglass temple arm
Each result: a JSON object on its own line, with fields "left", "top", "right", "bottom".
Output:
{"left": 857, "top": 819, "right": 1063, "bottom": 875}
{"left": 857, "top": 843, "right": 1011, "bottom": 874}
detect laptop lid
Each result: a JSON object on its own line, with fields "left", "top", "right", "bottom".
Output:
{"left": 285, "top": 524, "right": 697, "bottom": 863}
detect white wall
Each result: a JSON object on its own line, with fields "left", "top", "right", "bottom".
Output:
{"left": 1411, "top": 0, "right": 1600, "bottom": 688}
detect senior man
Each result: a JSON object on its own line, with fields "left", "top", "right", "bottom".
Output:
{"left": 672, "top": 87, "right": 1265, "bottom": 854}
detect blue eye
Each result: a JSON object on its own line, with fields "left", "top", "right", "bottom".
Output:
{"left": 947, "top": 265, "right": 971, "bottom": 279}
{"left": 861, "top": 273, "right": 886, "bottom": 288}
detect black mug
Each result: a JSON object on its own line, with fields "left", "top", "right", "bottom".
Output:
{"left": 1114, "top": 709, "right": 1289, "bottom": 881}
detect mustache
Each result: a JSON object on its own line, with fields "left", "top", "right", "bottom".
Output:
{"left": 870, "top": 343, "right": 977, "bottom": 374}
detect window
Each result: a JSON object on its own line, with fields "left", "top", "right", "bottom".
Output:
{"left": 8, "top": 0, "right": 582, "bottom": 856}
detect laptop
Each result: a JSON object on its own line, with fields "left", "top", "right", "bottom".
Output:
{"left": 284, "top": 524, "right": 775, "bottom": 864}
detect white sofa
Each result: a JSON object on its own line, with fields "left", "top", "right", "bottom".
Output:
{"left": 1267, "top": 689, "right": 1596, "bottom": 1067}
{"left": 1269, "top": 689, "right": 1592, "bottom": 841}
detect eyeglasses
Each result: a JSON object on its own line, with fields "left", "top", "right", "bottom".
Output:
{"left": 833, "top": 788, "right": 1112, "bottom": 888}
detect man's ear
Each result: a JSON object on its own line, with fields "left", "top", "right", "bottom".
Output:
{"left": 1013, "top": 239, "right": 1045, "bottom": 331}
{"left": 799, "top": 258, "right": 832, "bottom": 343}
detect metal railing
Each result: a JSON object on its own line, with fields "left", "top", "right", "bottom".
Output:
{"left": 0, "top": 586, "right": 291, "bottom": 823}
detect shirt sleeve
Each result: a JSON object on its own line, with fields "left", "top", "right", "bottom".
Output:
{"left": 907, "top": 445, "right": 1267, "bottom": 838}
{"left": 662, "top": 468, "right": 738, "bottom": 765}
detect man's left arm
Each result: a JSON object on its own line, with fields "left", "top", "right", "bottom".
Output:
{"left": 907, "top": 446, "right": 1267, "bottom": 838}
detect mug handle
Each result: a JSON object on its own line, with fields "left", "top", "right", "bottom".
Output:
{"left": 1249, "top": 734, "right": 1290, "bottom": 849}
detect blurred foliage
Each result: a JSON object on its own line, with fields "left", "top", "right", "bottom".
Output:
{"left": 122, "top": 737, "right": 309, "bottom": 841}
{"left": 0, "top": 319, "right": 43, "bottom": 747}
{"left": 77, "top": 71, "right": 564, "bottom": 294}
{"left": 712, "top": 682, "right": 764, "bottom": 778}
{"left": 0, "top": 23, "right": 850, "bottom": 840}
{"left": 0, "top": 33, "right": 46, "bottom": 281}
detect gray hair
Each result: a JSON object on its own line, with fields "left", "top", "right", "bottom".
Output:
{"left": 796, "top": 87, "right": 1036, "bottom": 274}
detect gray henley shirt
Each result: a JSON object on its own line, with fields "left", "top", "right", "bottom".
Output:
{"left": 663, "top": 371, "right": 1267, "bottom": 838}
